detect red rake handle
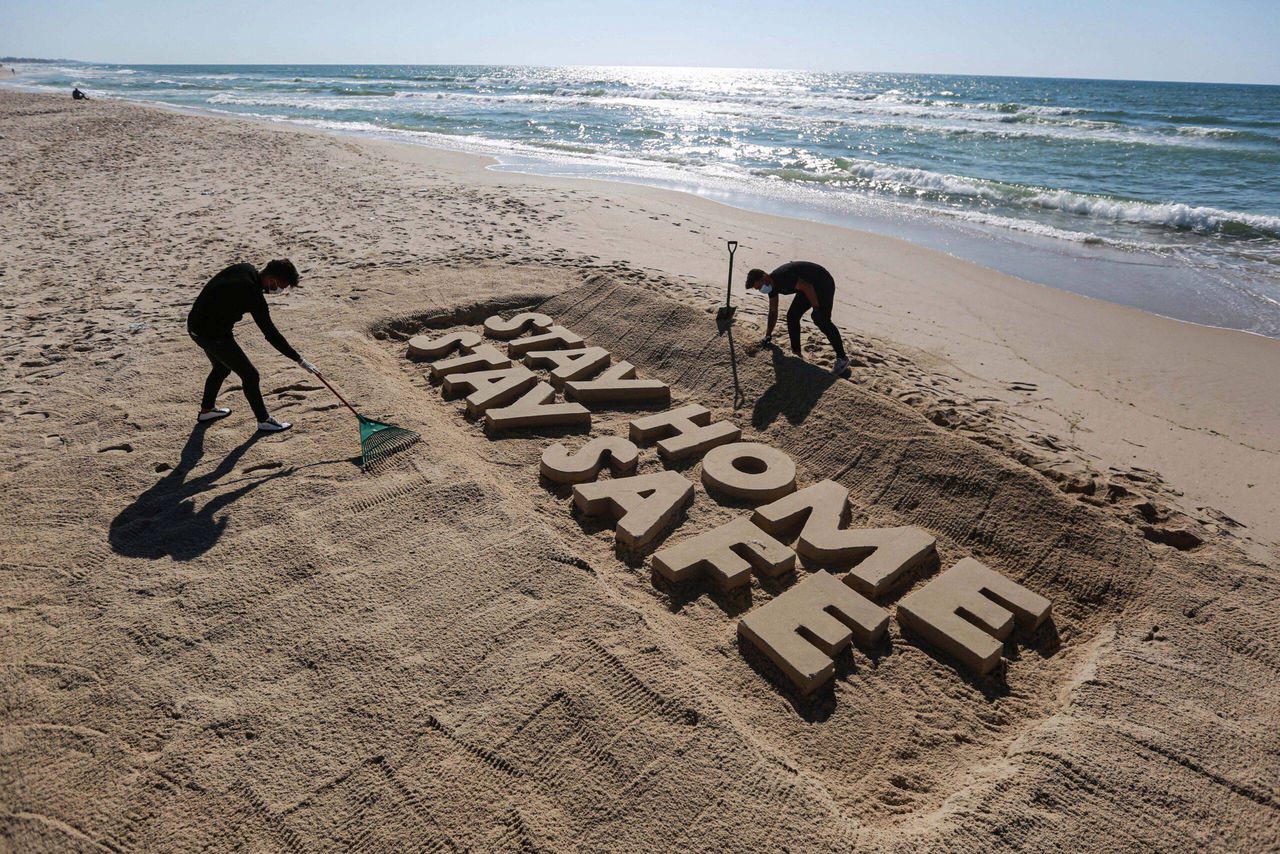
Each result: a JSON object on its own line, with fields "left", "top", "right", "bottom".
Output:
{"left": 312, "top": 370, "right": 360, "bottom": 419}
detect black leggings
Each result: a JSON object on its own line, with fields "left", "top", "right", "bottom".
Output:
{"left": 190, "top": 332, "right": 268, "bottom": 421}
{"left": 786, "top": 282, "right": 846, "bottom": 360}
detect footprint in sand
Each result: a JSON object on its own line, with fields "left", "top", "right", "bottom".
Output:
{"left": 98, "top": 443, "right": 134, "bottom": 454}
{"left": 242, "top": 461, "right": 282, "bottom": 474}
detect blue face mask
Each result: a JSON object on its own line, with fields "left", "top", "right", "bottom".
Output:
{"left": 759, "top": 283, "right": 772, "bottom": 296}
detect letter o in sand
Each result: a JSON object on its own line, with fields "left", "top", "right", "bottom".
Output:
{"left": 701, "top": 442, "right": 796, "bottom": 503}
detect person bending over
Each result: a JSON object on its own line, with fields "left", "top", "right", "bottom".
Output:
{"left": 186, "top": 259, "right": 318, "bottom": 432}
{"left": 745, "top": 261, "right": 850, "bottom": 375}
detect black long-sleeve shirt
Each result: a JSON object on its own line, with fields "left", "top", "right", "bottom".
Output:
{"left": 187, "top": 263, "right": 300, "bottom": 361}
{"left": 768, "top": 261, "right": 836, "bottom": 295}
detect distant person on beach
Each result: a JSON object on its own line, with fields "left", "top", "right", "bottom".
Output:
{"left": 187, "top": 260, "right": 318, "bottom": 433}
{"left": 72, "top": 87, "right": 88, "bottom": 100}
{"left": 746, "top": 261, "right": 850, "bottom": 375}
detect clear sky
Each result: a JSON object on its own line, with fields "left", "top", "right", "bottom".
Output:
{"left": 3, "top": 0, "right": 1278, "bottom": 85}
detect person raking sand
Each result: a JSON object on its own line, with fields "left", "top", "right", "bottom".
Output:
{"left": 186, "top": 259, "right": 319, "bottom": 432}
{"left": 745, "top": 260, "right": 850, "bottom": 375}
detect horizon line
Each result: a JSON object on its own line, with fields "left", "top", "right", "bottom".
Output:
{"left": 3, "top": 56, "right": 1277, "bottom": 88}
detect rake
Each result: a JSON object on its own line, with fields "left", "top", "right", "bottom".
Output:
{"left": 312, "top": 371, "right": 420, "bottom": 471}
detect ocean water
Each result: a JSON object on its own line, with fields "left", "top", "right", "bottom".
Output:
{"left": 9, "top": 62, "right": 1280, "bottom": 336}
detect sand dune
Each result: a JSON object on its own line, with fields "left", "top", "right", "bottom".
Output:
{"left": 2, "top": 89, "right": 1278, "bottom": 851}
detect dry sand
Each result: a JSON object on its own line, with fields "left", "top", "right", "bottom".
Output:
{"left": 2, "top": 89, "right": 1278, "bottom": 851}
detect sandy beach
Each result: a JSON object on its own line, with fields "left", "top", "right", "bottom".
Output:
{"left": 2, "top": 89, "right": 1278, "bottom": 850}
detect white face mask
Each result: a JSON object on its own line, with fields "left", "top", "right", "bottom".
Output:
{"left": 759, "top": 283, "right": 773, "bottom": 296}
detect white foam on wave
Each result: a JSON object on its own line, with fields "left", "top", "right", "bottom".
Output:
{"left": 762, "top": 157, "right": 1280, "bottom": 238}
{"left": 1025, "top": 191, "right": 1280, "bottom": 235}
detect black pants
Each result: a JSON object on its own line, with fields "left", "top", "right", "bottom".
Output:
{"left": 786, "top": 281, "right": 846, "bottom": 360}
{"left": 190, "top": 331, "right": 268, "bottom": 422}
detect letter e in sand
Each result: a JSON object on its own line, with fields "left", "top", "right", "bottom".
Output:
{"left": 896, "top": 558, "right": 1051, "bottom": 675}
{"left": 738, "top": 571, "right": 888, "bottom": 694}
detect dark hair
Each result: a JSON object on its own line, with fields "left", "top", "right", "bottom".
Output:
{"left": 745, "top": 268, "right": 766, "bottom": 289}
{"left": 262, "top": 258, "right": 299, "bottom": 287}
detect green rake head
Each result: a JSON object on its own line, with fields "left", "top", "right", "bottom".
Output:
{"left": 357, "top": 414, "right": 421, "bottom": 471}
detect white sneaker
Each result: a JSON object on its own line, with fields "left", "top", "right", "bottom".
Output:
{"left": 831, "top": 357, "right": 851, "bottom": 375}
{"left": 257, "top": 416, "right": 292, "bottom": 433}
{"left": 197, "top": 407, "right": 231, "bottom": 422}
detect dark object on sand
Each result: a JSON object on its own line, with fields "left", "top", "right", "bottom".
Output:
{"left": 716, "top": 240, "right": 738, "bottom": 321}
{"left": 72, "top": 87, "right": 88, "bottom": 100}
{"left": 312, "top": 371, "right": 420, "bottom": 471}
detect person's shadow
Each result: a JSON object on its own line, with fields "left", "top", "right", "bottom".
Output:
{"left": 750, "top": 344, "right": 840, "bottom": 430}
{"left": 109, "top": 424, "right": 293, "bottom": 561}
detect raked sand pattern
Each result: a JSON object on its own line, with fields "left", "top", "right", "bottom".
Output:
{"left": 2, "top": 90, "right": 1278, "bottom": 851}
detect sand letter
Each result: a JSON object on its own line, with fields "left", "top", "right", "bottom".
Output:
{"left": 896, "top": 558, "right": 1051, "bottom": 675}
{"left": 572, "top": 471, "right": 694, "bottom": 549}
{"left": 507, "top": 325, "right": 586, "bottom": 357}
{"left": 483, "top": 311, "right": 554, "bottom": 340}
{"left": 429, "top": 343, "right": 512, "bottom": 379}
{"left": 700, "top": 442, "right": 797, "bottom": 503}
{"left": 442, "top": 365, "right": 539, "bottom": 416}
{"left": 540, "top": 436, "right": 639, "bottom": 484}
{"left": 753, "top": 480, "right": 935, "bottom": 595}
{"left": 738, "top": 571, "right": 888, "bottom": 695}
{"left": 652, "top": 517, "right": 795, "bottom": 590}
{"left": 563, "top": 360, "right": 671, "bottom": 408}
{"left": 524, "top": 346, "right": 611, "bottom": 388}
{"left": 629, "top": 403, "right": 740, "bottom": 463}
{"left": 407, "top": 329, "right": 482, "bottom": 360}
{"left": 484, "top": 382, "right": 591, "bottom": 433}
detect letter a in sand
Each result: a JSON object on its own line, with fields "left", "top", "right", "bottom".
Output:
{"left": 572, "top": 471, "right": 694, "bottom": 549}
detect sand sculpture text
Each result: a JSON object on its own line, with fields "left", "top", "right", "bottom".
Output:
{"left": 406, "top": 317, "right": 1052, "bottom": 695}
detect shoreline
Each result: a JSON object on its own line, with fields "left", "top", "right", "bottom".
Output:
{"left": 5, "top": 72, "right": 1279, "bottom": 340}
